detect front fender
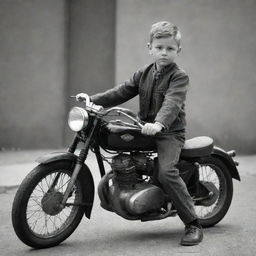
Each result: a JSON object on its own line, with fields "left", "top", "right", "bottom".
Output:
{"left": 36, "top": 152, "right": 94, "bottom": 219}
{"left": 36, "top": 152, "right": 77, "bottom": 164}
{"left": 212, "top": 146, "right": 240, "bottom": 181}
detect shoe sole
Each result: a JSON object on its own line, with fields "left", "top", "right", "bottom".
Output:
{"left": 180, "top": 241, "right": 201, "bottom": 246}
{"left": 180, "top": 236, "right": 203, "bottom": 246}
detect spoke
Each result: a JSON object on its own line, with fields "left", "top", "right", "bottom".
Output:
{"left": 45, "top": 175, "right": 51, "bottom": 189}
{"left": 33, "top": 187, "right": 44, "bottom": 195}
{"left": 37, "top": 181, "right": 46, "bottom": 194}
{"left": 29, "top": 210, "right": 44, "bottom": 232}
{"left": 49, "top": 173, "right": 55, "bottom": 184}
{"left": 31, "top": 191, "right": 43, "bottom": 197}
{"left": 55, "top": 213, "right": 64, "bottom": 222}
{"left": 44, "top": 214, "right": 50, "bottom": 235}
{"left": 57, "top": 178, "right": 71, "bottom": 192}
{"left": 31, "top": 218, "right": 39, "bottom": 231}
{"left": 49, "top": 216, "right": 59, "bottom": 231}
{"left": 28, "top": 210, "right": 44, "bottom": 222}
{"left": 57, "top": 173, "right": 65, "bottom": 192}
{"left": 29, "top": 198, "right": 42, "bottom": 207}
{"left": 39, "top": 220, "right": 45, "bottom": 234}
{"left": 26, "top": 207, "right": 42, "bottom": 213}
{"left": 27, "top": 209, "right": 42, "bottom": 220}
{"left": 27, "top": 203, "right": 41, "bottom": 209}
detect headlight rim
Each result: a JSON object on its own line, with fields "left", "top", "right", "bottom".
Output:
{"left": 68, "top": 107, "right": 89, "bottom": 132}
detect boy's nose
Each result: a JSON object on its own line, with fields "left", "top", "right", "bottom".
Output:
{"left": 161, "top": 49, "right": 167, "bottom": 55}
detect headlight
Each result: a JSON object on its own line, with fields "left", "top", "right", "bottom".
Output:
{"left": 68, "top": 107, "right": 89, "bottom": 132}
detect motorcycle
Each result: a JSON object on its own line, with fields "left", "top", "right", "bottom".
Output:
{"left": 12, "top": 95, "right": 240, "bottom": 249}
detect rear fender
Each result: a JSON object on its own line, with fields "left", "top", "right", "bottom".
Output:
{"left": 211, "top": 146, "right": 240, "bottom": 181}
{"left": 36, "top": 152, "right": 95, "bottom": 219}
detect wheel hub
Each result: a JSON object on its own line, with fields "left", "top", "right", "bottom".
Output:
{"left": 41, "top": 191, "right": 64, "bottom": 215}
{"left": 198, "top": 182, "right": 219, "bottom": 206}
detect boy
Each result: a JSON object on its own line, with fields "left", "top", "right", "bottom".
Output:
{"left": 76, "top": 21, "right": 203, "bottom": 246}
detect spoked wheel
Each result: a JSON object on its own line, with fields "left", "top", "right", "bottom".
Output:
{"left": 194, "top": 157, "right": 233, "bottom": 227}
{"left": 12, "top": 161, "right": 85, "bottom": 248}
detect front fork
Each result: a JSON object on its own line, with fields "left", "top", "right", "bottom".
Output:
{"left": 60, "top": 118, "right": 100, "bottom": 208}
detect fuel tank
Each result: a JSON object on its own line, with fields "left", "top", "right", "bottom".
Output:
{"left": 98, "top": 123, "right": 156, "bottom": 151}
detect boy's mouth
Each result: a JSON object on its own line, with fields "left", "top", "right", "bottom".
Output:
{"left": 159, "top": 58, "right": 169, "bottom": 62}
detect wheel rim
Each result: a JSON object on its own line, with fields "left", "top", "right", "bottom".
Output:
{"left": 25, "top": 170, "right": 82, "bottom": 238}
{"left": 195, "top": 163, "right": 227, "bottom": 220}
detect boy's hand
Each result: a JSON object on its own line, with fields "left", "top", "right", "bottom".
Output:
{"left": 76, "top": 93, "right": 90, "bottom": 102}
{"left": 141, "top": 122, "right": 163, "bottom": 136}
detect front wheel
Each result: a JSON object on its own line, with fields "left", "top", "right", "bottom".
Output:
{"left": 12, "top": 161, "right": 85, "bottom": 249}
{"left": 194, "top": 157, "right": 233, "bottom": 227}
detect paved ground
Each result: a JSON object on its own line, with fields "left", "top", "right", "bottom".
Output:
{"left": 0, "top": 150, "right": 256, "bottom": 256}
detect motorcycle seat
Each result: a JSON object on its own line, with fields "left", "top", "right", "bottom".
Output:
{"left": 181, "top": 136, "right": 214, "bottom": 158}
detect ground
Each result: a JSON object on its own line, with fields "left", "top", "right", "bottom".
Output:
{"left": 0, "top": 151, "right": 255, "bottom": 255}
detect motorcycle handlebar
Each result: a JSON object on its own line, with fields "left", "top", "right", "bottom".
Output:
{"left": 71, "top": 95, "right": 104, "bottom": 114}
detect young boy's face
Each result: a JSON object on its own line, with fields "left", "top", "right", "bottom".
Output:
{"left": 148, "top": 36, "right": 181, "bottom": 70}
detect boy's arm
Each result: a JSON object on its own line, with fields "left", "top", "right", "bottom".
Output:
{"left": 154, "top": 72, "right": 189, "bottom": 129}
{"left": 90, "top": 70, "right": 142, "bottom": 108}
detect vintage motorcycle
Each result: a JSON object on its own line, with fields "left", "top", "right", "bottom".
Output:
{"left": 12, "top": 95, "right": 240, "bottom": 249}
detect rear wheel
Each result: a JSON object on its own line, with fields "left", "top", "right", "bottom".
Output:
{"left": 194, "top": 157, "right": 233, "bottom": 227}
{"left": 12, "top": 161, "right": 85, "bottom": 248}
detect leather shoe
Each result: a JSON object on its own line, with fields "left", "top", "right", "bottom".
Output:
{"left": 180, "top": 225, "right": 203, "bottom": 246}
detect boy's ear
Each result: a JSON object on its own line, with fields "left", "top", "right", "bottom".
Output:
{"left": 177, "top": 47, "right": 182, "bottom": 54}
{"left": 147, "top": 43, "right": 152, "bottom": 55}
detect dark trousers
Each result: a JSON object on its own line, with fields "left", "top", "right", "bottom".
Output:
{"left": 155, "top": 132, "right": 197, "bottom": 224}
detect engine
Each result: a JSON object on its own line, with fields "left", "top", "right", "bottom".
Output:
{"left": 98, "top": 153, "right": 165, "bottom": 220}
{"left": 111, "top": 154, "right": 138, "bottom": 189}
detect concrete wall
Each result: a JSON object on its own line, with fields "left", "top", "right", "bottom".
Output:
{"left": 0, "top": 0, "right": 67, "bottom": 149}
{"left": 0, "top": 0, "right": 116, "bottom": 149}
{"left": 116, "top": 0, "right": 256, "bottom": 154}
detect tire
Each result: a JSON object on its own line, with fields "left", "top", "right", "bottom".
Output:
{"left": 12, "top": 161, "right": 85, "bottom": 249}
{"left": 195, "top": 157, "right": 233, "bottom": 228}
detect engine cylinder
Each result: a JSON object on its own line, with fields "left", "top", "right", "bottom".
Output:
{"left": 131, "top": 152, "right": 154, "bottom": 175}
{"left": 111, "top": 154, "right": 137, "bottom": 189}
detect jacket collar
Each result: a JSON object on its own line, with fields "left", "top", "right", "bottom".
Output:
{"left": 152, "top": 62, "right": 176, "bottom": 78}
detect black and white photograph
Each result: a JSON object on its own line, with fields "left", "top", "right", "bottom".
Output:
{"left": 0, "top": 0, "right": 255, "bottom": 255}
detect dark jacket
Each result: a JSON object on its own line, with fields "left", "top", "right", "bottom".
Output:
{"left": 90, "top": 62, "right": 189, "bottom": 132}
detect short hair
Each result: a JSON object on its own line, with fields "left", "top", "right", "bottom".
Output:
{"left": 149, "top": 21, "right": 181, "bottom": 47}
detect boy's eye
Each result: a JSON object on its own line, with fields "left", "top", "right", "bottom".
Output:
{"left": 156, "top": 46, "right": 162, "bottom": 50}
{"left": 167, "top": 47, "right": 174, "bottom": 51}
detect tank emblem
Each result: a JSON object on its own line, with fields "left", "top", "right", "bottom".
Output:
{"left": 120, "top": 134, "right": 134, "bottom": 142}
